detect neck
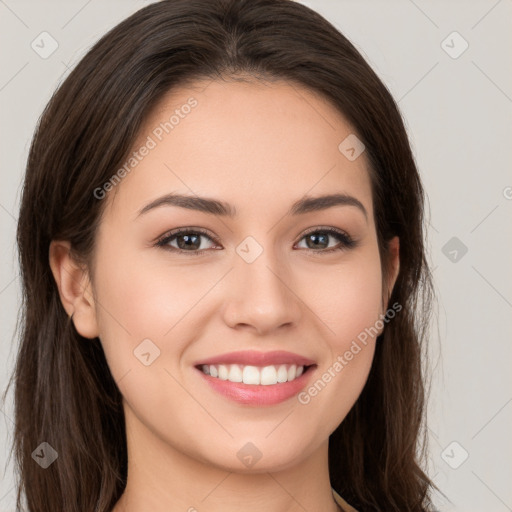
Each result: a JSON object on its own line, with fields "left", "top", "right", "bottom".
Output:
{"left": 112, "top": 404, "right": 341, "bottom": 512}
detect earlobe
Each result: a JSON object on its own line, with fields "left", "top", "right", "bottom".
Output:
{"left": 48, "top": 240, "right": 100, "bottom": 339}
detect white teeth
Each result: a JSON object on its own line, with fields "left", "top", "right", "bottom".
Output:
{"left": 218, "top": 364, "right": 229, "bottom": 380}
{"left": 277, "top": 364, "right": 288, "bottom": 383}
{"left": 261, "top": 366, "right": 277, "bottom": 385}
{"left": 200, "top": 363, "right": 307, "bottom": 385}
{"left": 228, "top": 364, "right": 243, "bottom": 382}
{"left": 243, "top": 365, "right": 260, "bottom": 385}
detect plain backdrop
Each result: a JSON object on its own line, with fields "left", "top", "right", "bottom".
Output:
{"left": 1, "top": 1, "right": 511, "bottom": 511}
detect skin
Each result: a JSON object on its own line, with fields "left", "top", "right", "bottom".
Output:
{"left": 50, "top": 78, "right": 399, "bottom": 512}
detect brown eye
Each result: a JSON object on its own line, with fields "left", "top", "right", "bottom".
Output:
{"left": 296, "top": 228, "right": 356, "bottom": 253}
{"left": 155, "top": 228, "right": 219, "bottom": 255}
{"left": 155, "top": 226, "right": 356, "bottom": 256}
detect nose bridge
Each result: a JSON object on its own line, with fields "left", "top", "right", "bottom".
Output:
{"left": 222, "top": 235, "right": 301, "bottom": 333}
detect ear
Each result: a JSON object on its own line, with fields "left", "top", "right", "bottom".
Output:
{"left": 383, "top": 236, "right": 400, "bottom": 309}
{"left": 375, "top": 236, "right": 400, "bottom": 337}
{"left": 48, "top": 240, "right": 100, "bottom": 339}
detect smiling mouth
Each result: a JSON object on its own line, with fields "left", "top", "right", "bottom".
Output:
{"left": 195, "top": 363, "right": 316, "bottom": 386}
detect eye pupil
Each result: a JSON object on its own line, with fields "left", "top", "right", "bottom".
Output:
{"left": 307, "top": 232, "right": 329, "bottom": 249}
{"left": 178, "top": 234, "right": 201, "bottom": 250}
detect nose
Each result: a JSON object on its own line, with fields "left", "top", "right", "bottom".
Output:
{"left": 221, "top": 245, "right": 302, "bottom": 336}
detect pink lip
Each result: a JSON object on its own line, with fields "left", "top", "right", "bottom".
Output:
{"left": 193, "top": 350, "right": 316, "bottom": 367}
{"left": 195, "top": 365, "right": 316, "bottom": 406}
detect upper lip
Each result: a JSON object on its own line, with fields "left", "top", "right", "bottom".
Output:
{"left": 194, "top": 350, "right": 316, "bottom": 367}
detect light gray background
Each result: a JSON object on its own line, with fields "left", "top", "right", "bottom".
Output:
{"left": 1, "top": 1, "right": 511, "bottom": 511}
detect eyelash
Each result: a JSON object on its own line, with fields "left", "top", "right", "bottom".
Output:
{"left": 154, "top": 226, "right": 357, "bottom": 257}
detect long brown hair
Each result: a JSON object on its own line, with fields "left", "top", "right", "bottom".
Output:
{"left": 5, "top": 0, "right": 437, "bottom": 510}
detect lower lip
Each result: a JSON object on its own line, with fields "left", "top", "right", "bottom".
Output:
{"left": 195, "top": 366, "right": 316, "bottom": 406}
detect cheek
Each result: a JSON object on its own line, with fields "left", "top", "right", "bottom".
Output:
{"left": 91, "top": 240, "right": 221, "bottom": 378}
{"left": 90, "top": 242, "right": 170, "bottom": 377}
{"left": 332, "top": 264, "right": 383, "bottom": 344}
{"left": 97, "top": 261, "right": 190, "bottom": 336}
{"left": 300, "top": 248, "right": 384, "bottom": 351}
{"left": 294, "top": 247, "right": 383, "bottom": 417}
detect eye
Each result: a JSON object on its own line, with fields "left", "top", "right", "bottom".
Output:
{"left": 154, "top": 226, "right": 357, "bottom": 255}
{"left": 155, "top": 227, "right": 220, "bottom": 256}
{"left": 295, "top": 227, "right": 357, "bottom": 253}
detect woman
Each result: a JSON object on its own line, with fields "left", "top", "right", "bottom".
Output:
{"left": 9, "top": 0, "right": 437, "bottom": 510}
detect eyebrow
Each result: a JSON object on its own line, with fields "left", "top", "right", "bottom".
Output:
{"left": 137, "top": 192, "right": 368, "bottom": 220}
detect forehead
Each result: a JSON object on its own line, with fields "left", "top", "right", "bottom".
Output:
{"left": 104, "top": 78, "right": 374, "bottom": 222}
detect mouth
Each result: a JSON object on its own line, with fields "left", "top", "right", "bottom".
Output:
{"left": 195, "top": 363, "right": 315, "bottom": 385}
{"left": 193, "top": 350, "right": 318, "bottom": 406}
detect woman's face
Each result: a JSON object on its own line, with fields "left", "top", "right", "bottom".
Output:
{"left": 79, "top": 78, "right": 398, "bottom": 472}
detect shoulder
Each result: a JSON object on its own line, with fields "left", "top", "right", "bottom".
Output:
{"left": 332, "top": 487, "right": 359, "bottom": 512}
